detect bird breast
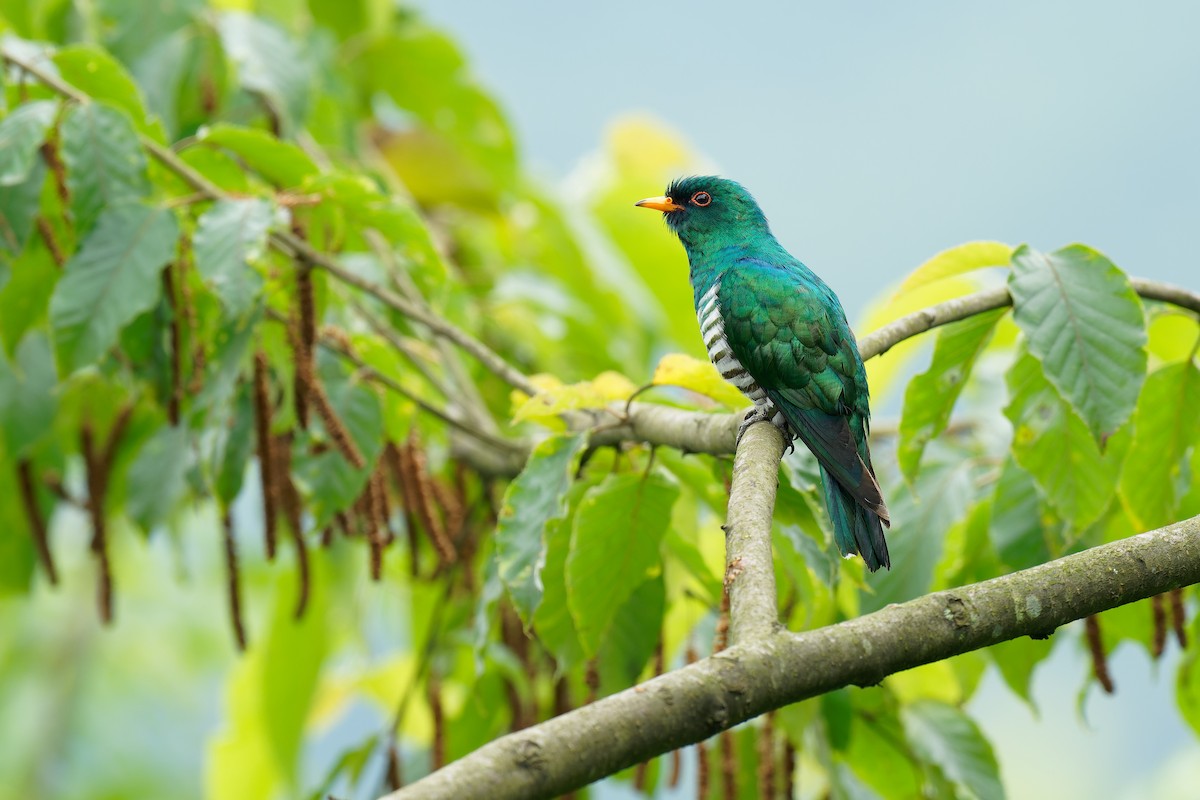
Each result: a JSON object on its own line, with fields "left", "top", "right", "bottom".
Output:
{"left": 697, "top": 282, "right": 768, "bottom": 405}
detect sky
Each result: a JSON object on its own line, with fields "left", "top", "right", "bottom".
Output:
{"left": 416, "top": 3, "right": 1200, "bottom": 797}
{"left": 418, "top": 1, "right": 1200, "bottom": 319}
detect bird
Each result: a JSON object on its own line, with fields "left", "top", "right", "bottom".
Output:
{"left": 635, "top": 176, "right": 891, "bottom": 571}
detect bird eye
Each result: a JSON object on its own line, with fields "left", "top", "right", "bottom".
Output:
{"left": 691, "top": 191, "right": 712, "bottom": 207}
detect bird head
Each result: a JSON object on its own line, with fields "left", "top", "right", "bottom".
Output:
{"left": 635, "top": 176, "right": 771, "bottom": 248}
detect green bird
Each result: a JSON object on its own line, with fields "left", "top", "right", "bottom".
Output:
{"left": 636, "top": 176, "right": 891, "bottom": 571}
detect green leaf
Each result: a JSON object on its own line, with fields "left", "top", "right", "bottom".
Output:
{"left": 1004, "top": 350, "right": 1118, "bottom": 530}
{"left": 0, "top": 235, "right": 59, "bottom": 354}
{"left": 49, "top": 203, "right": 178, "bottom": 372}
{"left": 892, "top": 240, "right": 1013, "bottom": 303}
{"left": 1118, "top": 360, "right": 1200, "bottom": 530}
{"left": 125, "top": 424, "right": 190, "bottom": 531}
{"left": 0, "top": 453, "right": 36, "bottom": 594}
{"left": 0, "top": 158, "right": 45, "bottom": 274}
{"left": 989, "top": 458, "right": 1051, "bottom": 570}
{"left": 566, "top": 473, "right": 679, "bottom": 656}
{"left": 193, "top": 198, "right": 272, "bottom": 319}
{"left": 1178, "top": 615, "right": 1200, "bottom": 738}
{"left": 198, "top": 123, "right": 319, "bottom": 187}
{"left": 900, "top": 701, "right": 1003, "bottom": 800}
{"left": 494, "top": 432, "right": 587, "bottom": 626}
{"left": 898, "top": 308, "right": 1005, "bottom": 483}
{"left": 0, "top": 332, "right": 57, "bottom": 457}
{"left": 60, "top": 102, "right": 152, "bottom": 234}
{"left": 0, "top": 100, "right": 56, "bottom": 186}
{"left": 1008, "top": 244, "right": 1147, "bottom": 441}
{"left": 53, "top": 45, "right": 160, "bottom": 138}
{"left": 216, "top": 12, "right": 312, "bottom": 134}
{"left": 599, "top": 574, "right": 665, "bottom": 689}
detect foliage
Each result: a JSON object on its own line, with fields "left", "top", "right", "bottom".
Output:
{"left": 1, "top": 3, "right": 1199, "bottom": 800}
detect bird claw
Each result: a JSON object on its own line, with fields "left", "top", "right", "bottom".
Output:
{"left": 736, "top": 407, "right": 796, "bottom": 454}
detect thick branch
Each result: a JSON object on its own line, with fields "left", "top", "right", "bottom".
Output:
{"left": 723, "top": 422, "right": 786, "bottom": 643}
{"left": 385, "top": 514, "right": 1200, "bottom": 800}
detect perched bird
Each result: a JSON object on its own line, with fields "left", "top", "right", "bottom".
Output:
{"left": 636, "top": 176, "right": 891, "bottom": 570}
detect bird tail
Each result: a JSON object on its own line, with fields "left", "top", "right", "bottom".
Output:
{"left": 821, "top": 465, "right": 890, "bottom": 571}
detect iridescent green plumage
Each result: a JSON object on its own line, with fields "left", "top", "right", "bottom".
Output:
{"left": 638, "top": 176, "right": 891, "bottom": 570}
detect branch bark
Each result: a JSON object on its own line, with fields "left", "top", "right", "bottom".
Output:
{"left": 723, "top": 422, "right": 786, "bottom": 644}
{"left": 384, "top": 514, "right": 1200, "bottom": 800}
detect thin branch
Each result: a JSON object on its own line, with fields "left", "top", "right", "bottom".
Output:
{"left": 382, "top": 514, "right": 1200, "bottom": 800}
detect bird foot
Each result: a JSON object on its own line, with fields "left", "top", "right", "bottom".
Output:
{"left": 736, "top": 407, "right": 795, "bottom": 454}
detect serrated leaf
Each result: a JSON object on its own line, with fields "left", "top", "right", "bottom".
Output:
{"left": 651, "top": 352, "right": 749, "bottom": 408}
{"left": 217, "top": 12, "right": 312, "bottom": 134}
{"left": 199, "top": 123, "right": 319, "bottom": 187}
{"left": 60, "top": 102, "right": 152, "bottom": 233}
{"left": 0, "top": 100, "right": 56, "bottom": 186}
{"left": 900, "top": 701, "right": 1003, "bottom": 800}
{"left": 193, "top": 198, "right": 272, "bottom": 319}
{"left": 0, "top": 332, "right": 57, "bottom": 457}
{"left": 50, "top": 203, "right": 178, "bottom": 372}
{"left": 494, "top": 432, "right": 587, "bottom": 626}
{"left": 988, "top": 635, "right": 1050, "bottom": 707}
{"left": 215, "top": 381, "right": 255, "bottom": 505}
{"left": 0, "top": 159, "right": 45, "bottom": 272}
{"left": 1118, "top": 360, "right": 1200, "bottom": 530}
{"left": 1004, "top": 350, "right": 1118, "bottom": 530}
{"left": 1008, "top": 244, "right": 1147, "bottom": 441}
{"left": 126, "top": 425, "right": 190, "bottom": 531}
{"left": 566, "top": 473, "right": 679, "bottom": 656}
{"left": 898, "top": 308, "right": 1005, "bottom": 483}
{"left": 892, "top": 241, "right": 1013, "bottom": 303}
{"left": 53, "top": 45, "right": 160, "bottom": 138}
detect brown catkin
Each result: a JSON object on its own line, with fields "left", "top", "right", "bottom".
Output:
{"left": 385, "top": 442, "right": 422, "bottom": 576}
{"left": 291, "top": 269, "right": 315, "bottom": 429}
{"left": 783, "top": 740, "right": 796, "bottom": 800}
{"left": 405, "top": 434, "right": 456, "bottom": 565}
{"left": 1171, "top": 588, "right": 1189, "bottom": 648}
{"left": 162, "top": 265, "right": 182, "bottom": 426}
{"left": 16, "top": 460, "right": 57, "bottom": 584}
{"left": 253, "top": 351, "right": 279, "bottom": 560}
{"left": 720, "top": 730, "right": 736, "bottom": 799}
{"left": 81, "top": 424, "right": 110, "bottom": 623}
{"left": 222, "top": 508, "right": 248, "bottom": 651}
{"left": 1085, "top": 615, "right": 1115, "bottom": 694}
{"left": 758, "top": 712, "right": 776, "bottom": 800}
{"left": 386, "top": 741, "right": 403, "bottom": 790}
{"left": 306, "top": 374, "right": 366, "bottom": 468}
{"left": 429, "top": 678, "right": 446, "bottom": 770}
{"left": 36, "top": 216, "right": 66, "bottom": 267}
{"left": 272, "top": 431, "right": 309, "bottom": 618}
{"left": 1152, "top": 593, "right": 1168, "bottom": 658}
{"left": 40, "top": 140, "right": 69, "bottom": 205}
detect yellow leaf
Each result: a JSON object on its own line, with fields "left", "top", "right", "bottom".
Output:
{"left": 887, "top": 660, "right": 963, "bottom": 705}
{"left": 511, "top": 370, "right": 638, "bottom": 423}
{"left": 891, "top": 241, "right": 1012, "bottom": 305}
{"left": 1147, "top": 311, "right": 1200, "bottom": 366}
{"left": 651, "top": 353, "right": 749, "bottom": 409}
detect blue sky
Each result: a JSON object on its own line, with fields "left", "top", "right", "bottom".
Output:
{"left": 419, "top": 1, "right": 1199, "bottom": 318}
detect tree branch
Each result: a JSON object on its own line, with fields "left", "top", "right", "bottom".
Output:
{"left": 384, "top": 514, "right": 1200, "bottom": 800}
{"left": 723, "top": 422, "right": 786, "bottom": 644}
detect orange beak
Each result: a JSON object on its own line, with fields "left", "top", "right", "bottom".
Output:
{"left": 634, "top": 195, "right": 684, "bottom": 212}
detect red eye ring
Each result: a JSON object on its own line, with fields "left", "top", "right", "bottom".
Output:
{"left": 691, "top": 191, "right": 712, "bottom": 207}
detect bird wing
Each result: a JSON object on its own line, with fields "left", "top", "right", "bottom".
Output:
{"left": 719, "top": 258, "right": 889, "bottom": 523}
